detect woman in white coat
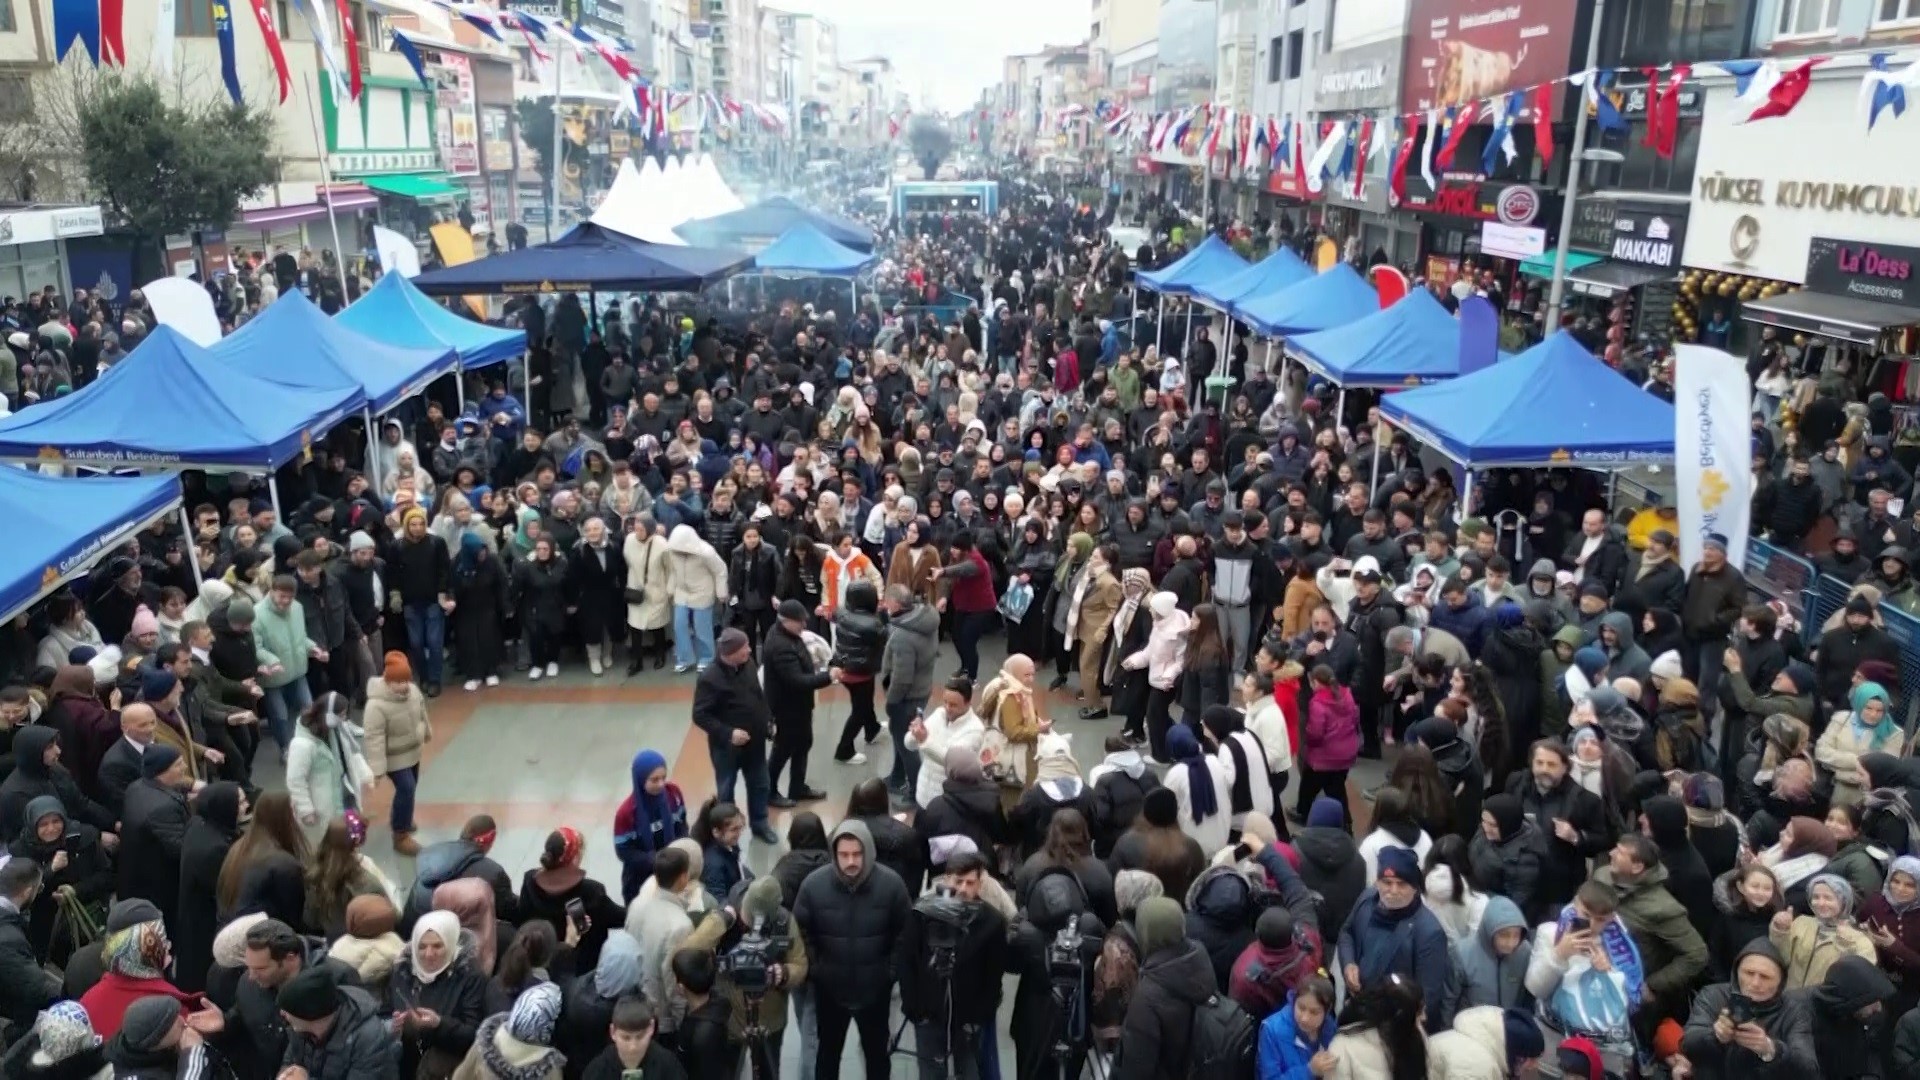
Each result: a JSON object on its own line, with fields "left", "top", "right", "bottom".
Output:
{"left": 1163, "top": 722, "right": 1233, "bottom": 856}
{"left": 622, "top": 513, "right": 675, "bottom": 674}
{"left": 664, "top": 523, "right": 728, "bottom": 673}
{"left": 906, "top": 687, "right": 986, "bottom": 810}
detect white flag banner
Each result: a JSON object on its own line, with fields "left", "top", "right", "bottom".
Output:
{"left": 141, "top": 277, "right": 221, "bottom": 347}
{"left": 1674, "top": 344, "right": 1752, "bottom": 570}
{"left": 374, "top": 226, "right": 421, "bottom": 278}
{"left": 153, "top": 0, "right": 177, "bottom": 76}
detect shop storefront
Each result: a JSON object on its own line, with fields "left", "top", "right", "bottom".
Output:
{"left": 322, "top": 79, "right": 463, "bottom": 259}
{"left": 1550, "top": 195, "right": 1690, "bottom": 342}
{"left": 1395, "top": 175, "right": 1558, "bottom": 308}
{"left": 1682, "top": 68, "right": 1920, "bottom": 353}
{"left": 0, "top": 205, "right": 103, "bottom": 298}
{"left": 231, "top": 182, "right": 380, "bottom": 258}
{"left": 1311, "top": 36, "right": 1417, "bottom": 267}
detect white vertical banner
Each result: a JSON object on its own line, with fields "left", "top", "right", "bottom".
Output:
{"left": 153, "top": 0, "right": 177, "bottom": 76}
{"left": 1674, "top": 344, "right": 1753, "bottom": 571}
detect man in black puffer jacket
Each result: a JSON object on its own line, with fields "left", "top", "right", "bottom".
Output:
{"left": 763, "top": 600, "right": 836, "bottom": 808}
{"left": 223, "top": 918, "right": 364, "bottom": 1078}
{"left": 1116, "top": 896, "right": 1216, "bottom": 1079}
{"left": 793, "top": 819, "right": 911, "bottom": 1080}
{"left": 899, "top": 851, "right": 1008, "bottom": 1078}
{"left": 277, "top": 965, "right": 401, "bottom": 1080}
{"left": 1111, "top": 501, "right": 1164, "bottom": 572}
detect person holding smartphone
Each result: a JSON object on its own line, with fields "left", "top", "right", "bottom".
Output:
{"left": 1677, "top": 939, "right": 1815, "bottom": 1080}
{"left": 1524, "top": 882, "right": 1646, "bottom": 1074}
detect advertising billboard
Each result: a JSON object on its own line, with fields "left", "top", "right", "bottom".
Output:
{"left": 1403, "top": 0, "right": 1578, "bottom": 117}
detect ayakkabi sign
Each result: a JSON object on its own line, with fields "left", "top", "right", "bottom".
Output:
{"left": 1684, "top": 73, "right": 1920, "bottom": 283}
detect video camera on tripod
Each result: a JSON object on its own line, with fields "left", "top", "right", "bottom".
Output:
{"left": 915, "top": 880, "right": 977, "bottom": 974}
{"left": 717, "top": 911, "right": 791, "bottom": 998}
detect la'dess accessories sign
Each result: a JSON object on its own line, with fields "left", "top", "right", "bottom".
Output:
{"left": 1805, "top": 237, "right": 1920, "bottom": 307}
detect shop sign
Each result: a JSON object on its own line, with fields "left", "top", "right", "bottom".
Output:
{"left": 432, "top": 53, "right": 480, "bottom": 177}
{"left": 0, "top": 205, "right": 105, "bottom": 245}
{"left": 1806, "top": 236, "right": 1920, "bottom": 307}
{"left": 1404, "top": 0, "right": 1578, "bottom": 117}
{"left": 1616, "top": 80, "right": 1702, "bottom": 120}
{"left": 1480, "top": 221, "right": 1546, "bottom": 259}
{"left": 1315, "top": 39, "right": 1403, "bottom": 114}
{"left": 1607, "top": 203, "right": 1688, "bottom": 270}
{"left": 1264, "top": 165, "right": 1320, "bottom": 203}
{"left": 1570, "top": 197, "right": 1618, "bottom": 253}
{"left": 330, "top": 150, "right": 438, "bottom": 176}
{"left": 1397, "top": 178, "right": 1542, "bottom": 225}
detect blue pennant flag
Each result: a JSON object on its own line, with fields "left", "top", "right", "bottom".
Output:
{"left": 391, "top": 31, "right": 433, "bottom": 91}
{"left": 52, "top": 0, "right": 101, "bottom": 63}
{"left": 1273, "top": 113, "right": 1291, "bottom": 166}
{"left": 1482, "top": 90, "right": 1524, "bottom": 175}
{"left": 1717, "top": 59, "right": 1766, "bottom": 98}
{"left": 212, "top": 0, "right": 243, "bottom": 106}
{"left": 1593, "top": 70, "right": 1629, "bottom": 131}
{"left": 1869, "top": 53, "right": 1908, "bottom": 130}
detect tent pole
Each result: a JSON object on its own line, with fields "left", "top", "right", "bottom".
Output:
{"left": 363, "top": 407, "right": 378, "bottom": 480}
{"left": 179, "top": 505, "right": 204, "bottom": 590}
{"left": 1368, "top": 429, "right": 1381, "bottom": 499}
{"left": 1264, "top": 339, "right": 1274, "bottom": 376}
{"left": 268, "top": 475, "right": 283, "bottom": 520}
{"left": 1608, "top": 469, "right": 1619, "bottom": 511}
{"left": 1335, "top": 388, "right": 1346, "bottom": 439}
{"left": 1156, "top": 293, "right": 1165, "bottom": 361}
{"left": 1461, "top": 469, "right": 1475, "bottom": 525}
{"left": 456, "top": 369, "right": 467, "bottom": 414}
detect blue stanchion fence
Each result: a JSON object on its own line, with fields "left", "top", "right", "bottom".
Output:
{"left": 1744, "top": 536, "right": 1920, "bottom": 720}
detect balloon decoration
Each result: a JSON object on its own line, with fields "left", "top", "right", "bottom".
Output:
{"left": 1674, "top": 269, "right": 1797, "bottom": 343}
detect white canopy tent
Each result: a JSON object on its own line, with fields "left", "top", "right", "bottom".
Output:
{"left": 589, "top": 158, "right": 687, "bottom": 245}
{"left": 690, "top": 153, "right": 745, "bottom": 217}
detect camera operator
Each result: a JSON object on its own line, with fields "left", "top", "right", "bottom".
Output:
{"left": 900, "top": 850, "right": 1008, "bottom": 1080}
{"left": 682, "top": 876, "right": 808, "bottom": 1076}
{"left": 1009, "top": 864, "right": 1108, "bottom": 1080}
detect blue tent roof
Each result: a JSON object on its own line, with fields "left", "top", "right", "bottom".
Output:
{"left": 0, "top": 326, "right": 365, "bottom": 470}
{"left": 207, "top": 292, "right": 458, "bottom": 415}
{"left": 678, "top": 196, "right": 877, "bottom": 252}
{"left": 1237, "top": 263, "right": 1379, "bottom": 337}
{"left": 1287, "top": 290, "right": 1468, "bottom": 388}
{"left": 338, "top": 273, "right": 524, "bottom": 371}
{"left": 752, "top": 224, "right": 877, "bottom": 275}
{"left": 1379, "top": 331, "right": 1677, "bottom": 467}
{"left": 1135, "top": 235, "right": 1249, "bottom": 296}
{"left": 0, "top": 469, "right": 182, "bottom": 623}
{"left": 411, "top": 223, "right": 752, "bottom": 296}
{"left": 1191, "top": 247, "right": 1315, "bottom": 314}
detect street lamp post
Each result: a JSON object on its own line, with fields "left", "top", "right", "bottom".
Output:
{"left": 1544, "top": 0, "right": 1607, "bottom": 331}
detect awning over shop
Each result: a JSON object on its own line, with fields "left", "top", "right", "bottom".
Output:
{"left": 240, "top": 192, "right": 381, "bottom": 228}
{"left": 1519, "top": 251, "right": 1602, "bottom": 279}
{"left": 1739, "top": 289, "right": 1920, "bottom": 346}
{"left": 1567, "top": 261, "right": 1675, "bottom": 298}
{"left": 361, "top": 173, "right": 464, "bottom": 202}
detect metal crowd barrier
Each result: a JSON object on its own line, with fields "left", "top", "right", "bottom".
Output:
{"left": 1745, "top": 536, "right": 1920, "bottom": 721}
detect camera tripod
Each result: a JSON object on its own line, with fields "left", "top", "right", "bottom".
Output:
{"left": 889, "top": 944, "right": 964, "bottom": 1078}
{"left": 739, "top": 994, "right": 779, "bottom": 1080}
{"left": 1025, "top": 972, "right": 1102, "bottom": 1080}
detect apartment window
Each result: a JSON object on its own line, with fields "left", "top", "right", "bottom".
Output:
{"left": 1285, "top": 29, "right": 1303, "bottom": 79}
{"left": 1266, "top": 36, "right": 1283, "bottom": 82}
{"left": 177, "top": 0, "right": 214, "bottom": 36}
{"left": 0, "top": 2, "right": 14, "bottom": 33}
{"left": 1777, "top": 0, "right": 1836, "bottom": 36}
{"left": 1882, "top": 0, "right": 1920, "bottom": 24}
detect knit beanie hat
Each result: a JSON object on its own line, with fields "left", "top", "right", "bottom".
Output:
{"left": 226, "top": 596, "right": 255, "bottom": 626}
{"left": 139, "top": 744, "right": 182, "bottom": 779}
{"left": 277, "top": 965, "right": 341, "bottom": 1021}
{"left": 1573, "top": 646, "right": 1609, "bottom": 679}
{"left": 1141, "top": 787, "right": 1179, "bottom": 828}
{"left": 1375, "top": 845, "right": 1420, "bottom": 886}
{"left": 1649, "top": 650, "right": 1683, "bottom": 682}
{"left": 1307, "top": 796, "right": 1347, "bottom": 829}
{"left": 118, "top": 996, "right": 181, "bottom": 1053}
{"left": 130, "top": 606, "right": 160, "bottom": 639}
{"left": 383, "top": 651, "right": 412, "bottom": 682}
{"left": 1682, "top": 772, "right": 1725, "bottom": 811}
{"left": 1114, "top": 869, "right": 1164, "bottom": 917}
{"left": 1134, "top": 896, "right": 1186, "bottom": 959}
{"left": 139, "top": 668, "right": 178, "bottom": 704}
{"left": 349, "top": 530, "right": 376, "bottom": 553}
{"left": 1780, "top": 661, "right": 1816, "bottom": 696}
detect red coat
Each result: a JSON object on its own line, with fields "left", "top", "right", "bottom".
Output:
{"left": 1274, "top": 676, "right": 1304, "bottom": 759}
{"left": 78, "top": 971, "right": 194, "bottom": 1038}
{"left": 1304, "top": 686, "right": 1360, "bottom": 772}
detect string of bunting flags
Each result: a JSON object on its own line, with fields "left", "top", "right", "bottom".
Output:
{"left": 49, "top": 0, "right": 792, "bottom": 138}
{"left": 1057, "top": 51, "right": 1920, "bottom": 198}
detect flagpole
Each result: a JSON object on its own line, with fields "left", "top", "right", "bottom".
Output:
{"left": 548, "top": 41, "right": 564, "bottom": 243}
{"left": 303, "top": 71, "right": 350, "bottom": 295}
{"left": 1545, "top": 0, "right": 1606, "bottom": 331}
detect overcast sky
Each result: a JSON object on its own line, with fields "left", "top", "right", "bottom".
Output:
{"left": 775, "top": 0, "right": 1091, "bottom": 113}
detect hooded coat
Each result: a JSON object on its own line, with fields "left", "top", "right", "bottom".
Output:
{"left": 1805, "top": 954, "right": 1895, "bottom": 1080}
{"left": 1427, "top": 1005, "right": 1525, "bottom": 1080}
{"left": 1468, "top": 815, "right": 1547, "bottom": 924}
{"left": 0, "top": 725, "right": 112, "bottom": 839}
{"left": 1293, "top": 825, "right": 1367, "bottom": 944}
{"left": 173, "top": 783, "right": 243, "bottom": 993}
{"left": 556, "top": 931, "right": 642, "bottom": 1080}
{"left": 1090, "top": 750, "right": 1163, "bottom": 858}
{"left": 1452, "top": 895, "right": 1532, "bottom": 1012}
{"left": 1709, "top": 868, "right": 1784, "bottom": 981}
{"left": 1115, "top": 899, "right": 1218, "bottom": 1080}
{"left": 792, "top": 820, "right": 912, "bottom": 1012}
{"left": 1335, "top": 888, "right": 1454, "bottom": 1026}
{"left": 1183, "top": 865, "right": 1267, "bottom": 991}
{"left": 1680, "top": 940, "right": 1817, "bottom": 1080}
{"left": 1589, "top": 863, "right": 1708, "bottom": 999}
{"left": 1598, "top": 611, "right": 1652, "bottom": 688}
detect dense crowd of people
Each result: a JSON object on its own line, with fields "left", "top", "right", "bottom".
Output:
{"left": 0, "top": 154, "right": 1916, "bottom": 1080}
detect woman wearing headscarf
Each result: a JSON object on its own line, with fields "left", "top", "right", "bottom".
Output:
{"left": 451, "top": 981, "right": 566, "bottom": 1080}
{"left": 519, "top": 826, "right": 625, "bottom": 975}
{"left": 1124, "top": 592, "right": 1189, "bottom": 765}
{"left": 9, "top": 794, "right": 113, "bottom": 969}
{"left": 77, "top": 917, "right": 204, "bottom": 1039}
{"left": 173, "top": 782, "right": 245, "bottom": 993}
{"left": 612, "top": 748, "right": 688, "bottom": 904}
{"left": 1202, "top": 704, "right": 1278, "bottom": 841}
{"left": 1046, "top": 532, "right": 1095, "bottom": 690}
{"left": 1469, "top": 793, "right": 1547, "bottom": 924}
{"left": 980, "top": 655, "right": 1044, "bottom": 788}
{"left": 556, "top": 929, "right": 644, "bottom": 1072}
{"left": 1005, "top": 516, "right": 1059, "bottom": 663}
{"left": 1770, "top": 873, "right": 1879, "bottom": 989}
{"left": 1679, "top": 939, "right": 1816, "bottom": 1080}
{"left": 513, "top": 535, "right": 571, "bottom": 680}
{"left": 567, "top": 516, "right": 627, "bottom": 677}
{"left": 1817, "top": 681, "right": 1904, "bottom": 808}
{"left": 1104, "top": 568, "right": 1155, "bottom": 741}
{"left": 434, "top": 878, "right": 505, "bottom": 978}
{"left": 390, "top": 908, "right": 489, "bottom": 1079}
{"left": 915, "top": 744, "right": 1010, "bottom": 862}
{"left": 451, "top": 531, "right": 509, "bottom": 690}
{"left": 1163, "top": 723, "right": 1232, "bottom": 857}
{"left": 621, "top": 514, "right": 675, "bottom": 674}
{"left": 1009, "top": 731, "right": 1096, "bottom": 861}
{"left": 1759, "top": 815, "right": 1837, "bottom": 914}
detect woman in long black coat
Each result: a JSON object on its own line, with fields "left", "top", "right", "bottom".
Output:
{"left": 512, "top": 537, "right": 571, "bottom": 673}
{"left": 450, "top": 534, "right": 509, "bottom": 684}
{"left": 567, "top": 516, "right": 627, "bottom": 673}
{"left": 173, "top": 783, "right": 243, "bottom": 993}
{"left": 8, "top": 794, "right": 114, "bottom": 969}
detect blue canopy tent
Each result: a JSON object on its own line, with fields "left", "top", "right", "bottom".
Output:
{"left": 337, "top": 272, "right": 524, "bottom": 372}
{"left": 1238, "top": 263, "right": 1379, "bottom": 338}
{"left": 1379, "top": 330, "right": 1676, "bottom": 513}
{"left": 0, "top": 469, "right": 182, "bottom": 624}
{"left": 676, "top": 196, "right": 877, "bottom": 253}
{"left": 733, "top": 223, "right": 878, "bottom": 313}
{"left": 1134, "top": 235, "right": 1248, "bottom": 296}
{"left": 0, "top": 326, "right": 364, "bottom": 472}
{"left": 1286, "top": 290, "right": 1467, "bottom": 388}
{"left": 1190, "top": 246, "right": 1315, "bottom": 317}
{"left": 208, "top": 291, "right": 459, "bottom": 476}
{"left": 411, "top": 223, "right": 752, "bottom": 295}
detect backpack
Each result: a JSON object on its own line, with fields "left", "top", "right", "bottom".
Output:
{"left": 1187, "top": 993, "right": 1257, "bottom": 1080}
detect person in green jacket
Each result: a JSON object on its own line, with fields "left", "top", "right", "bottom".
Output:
{"left": 250, "top": 576, "right": 315, "bottom": 755}
{"left": 1592, "top": 834, "right": 1709, "bottom": 1017}
{"left": 1109, "top": 351, "right": 1142, "bottom": 413}
{"left": 1538, "top": 622, "right": 1587, "bottom": 739}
